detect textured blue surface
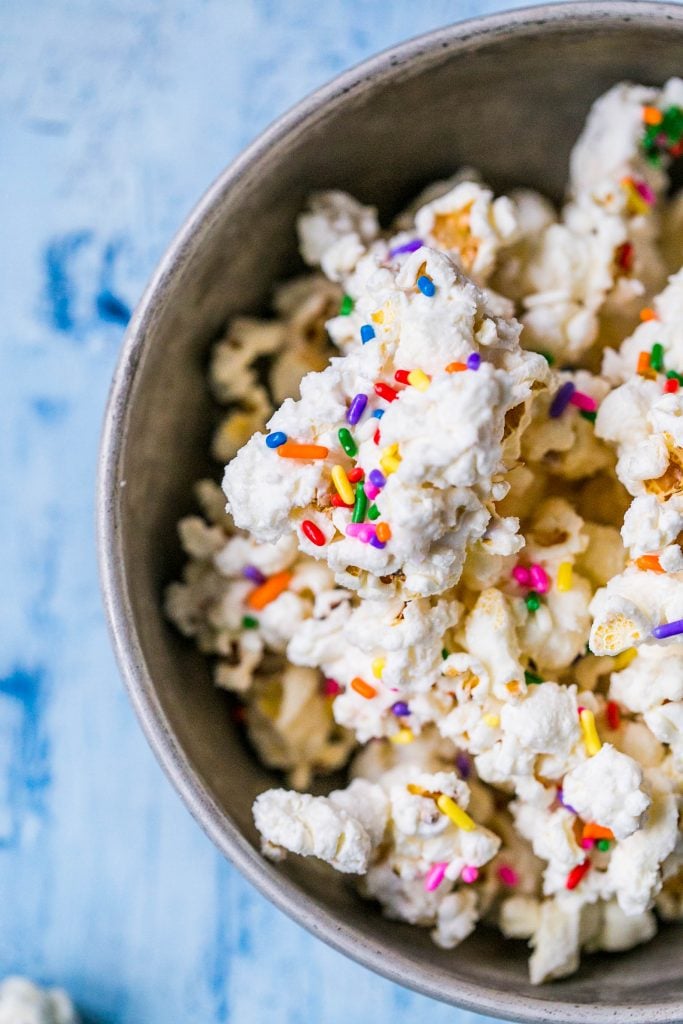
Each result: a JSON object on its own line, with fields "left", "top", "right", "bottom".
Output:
{"left": 0, "top": 1, "right": 589, "bottom": 1021}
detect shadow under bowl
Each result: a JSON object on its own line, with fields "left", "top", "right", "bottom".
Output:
{"left": 98, "top": 4, "right": 683, "bottom": 1020}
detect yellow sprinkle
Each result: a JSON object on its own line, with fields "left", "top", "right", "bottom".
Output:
{"left": 436, "top": 794, "right": 476, "bottom": 831}
{"left": 384, "top": 443, "right": 399, "bottom": 456}
{"left": 371, "top": 309, "right": 384, "bottom": 324}
{"left": 621, "top": 177, "right": 650, "bottom": 216}
{"left": 407, "top": 368, "right": 431, "bottom": 392}
{"left": 557, "top": 562, "right": 573, "bottom": 592}
{"left": 579, "top": 708, "right": 602, "bottom": 757}
{"left": 613, "top": 647, "right": 637, "bottom": 670}
{"left": 371, "top": 657, "right": 386, "bottom": 679}
{"left": 391, "top": 727, "right": 414, "bottom": 745}
{"left": 331, "top": 464, "right": 354, "bottom": 505}
{"left": 380, "top": 454, "right": 401, "bottom": 476}
{"left": 407, "top": 783, "right": 427, "bottom": 796}
{"left": 483, "top": 713, "right": 500, "bottom": 728}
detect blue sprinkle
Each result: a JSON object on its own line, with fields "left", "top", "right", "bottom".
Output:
{"left": 417, "top": 275, "right": 436, "bottom": 297}
{"left": 371, "top": 409, "right": 384, "bottom": 419}
{"left": 265, "top": 431, "right": 287, "bottom": 448}
{"left": 360, "top": 324, "right": 375, "bottom": 344}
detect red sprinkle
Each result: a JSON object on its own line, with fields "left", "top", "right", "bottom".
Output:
{"left": 606, "top": 701, "right": 621, "bottom": 731}
{"left": 330, "top": 494, "right": 353, "bottom": 508}
{"left": 664, "top": 378, "right": 680, "bottom": 394}
{"left": 373, "top": 429, "right": 381, "bottom": 445}
{"left": 375, "top": 382, "right": 398, "bottom": 402}
{"left": 301, "top": 519, "right": 326, "bottom": 546}
{"left": 348, "top": 467, "right": 364, "bottom": 482}
{"left": 616, "top": 241, "right": 634, "bottom": 272}
{"left": 566, "top": 860, "right": 591, "bottom": 890}
{"left": 394, "top": 369, "right": 411, "bottom": 385}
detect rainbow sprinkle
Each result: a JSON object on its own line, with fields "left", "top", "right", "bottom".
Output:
{"left": 407, "top": 368, "right": 431, "bottom": 391}
{"left": 331, "top": 465, "right": 354, "bottom": 505}
{"left": 350, "top": 676, "right": 376, "bottom": 699}
{"left": 301, "top": 519, "right": 326, "bottom": 546}
{"left": 339, "top": 294, "right": 354, "bottom": 316}
{"left": 565, "top": 860, "right": 590, "bottom": 891}
{"left": 557, "top": 562, "right": 573, "bottom": 592}
{"left": 242, "top": 565, "right": 265, "bottom": 585}
{"left": 650, "top": 342, "right": 665, "bottom": 372}
{"left": 525, "top": 591, "right": 541, "bottom": 612}
{"left": 338, "top": 427, "right": 357, "bottom": 457}
{"left": 436, "top": 794, "right": 476, "bottom": 831}
{"left": 579, "top": 707, "right": 602, "bottom": 756}
{"left": 549, "top": 381, "right": 576, "bottom": 418}
{"left": 391, "top": 701, "right": 410, "bottom": 716}
{"left": 497, "top": 865, "right": 519, "bottom": 887}
{"left": 467, "top": 352, "right": 481, "bottom": 371}
{"left": 371, "top": 657, "right": 386, "bottom": 679}
{"left": 529, "top": 563, "right": 549, "bottom": 594}
{"left": 265, "top": 431, "right": 287, "bottom": 448}
{"left": 360, "top": 324, "right": 375, "bottom": 344}
{"left": 347, "top": 393, "right": 367, "bottom": 425}
{"left": 461, "top": 865, "right": 479, "bottom": 884}
{"left": 569, "top": 391, "right": 597, "bottom": 413}
{"left": 424, "top": 862, "right": 447, "bottom": 892}
{"left": 389, "top": 238, "right": 423, "bottom": 258}
{"left": 417, "top": 275, "right": 436, "bottom": 297}
{"left": 652, "top": 617, "right": 683, "bottom": 640}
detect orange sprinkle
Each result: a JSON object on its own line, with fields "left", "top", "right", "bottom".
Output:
{"left": 445, "top": 361, "right": 467, "bottom": 373}
{"left": 636, "top": 351, "right": 651, "bottom": 375}
{"left": 247, "top": 571, "right": 293, "bottom": 611}
{"left": 376, "top": 523, "right": 392, "bottom": 543}
{"left": 582, "top": 822, "right": 615, "bottom": 842}
{"left": 635, "top": 554, "right": 664, "bottom": 573}
{"left": 351, "top": 676, "right": 377, "bottom": 699}
{"left": 639, "top": 307, "right": 658, "bottom": 322}
{"left": 642, "top": 105, "right": 663, "bottom": 126}
{"left": 277, "top": 442, "right": 329, "bottom": 460}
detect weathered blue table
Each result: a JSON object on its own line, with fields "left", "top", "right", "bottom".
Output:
{"left": 0, "top": 1, "right": 590, "bottom": 1020}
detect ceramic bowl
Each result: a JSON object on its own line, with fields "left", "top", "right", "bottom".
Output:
{"left": 98, "top": 4, "right": 683, "bottom": 1019}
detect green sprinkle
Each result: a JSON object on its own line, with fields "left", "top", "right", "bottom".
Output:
{"left": 242, "top": 615, "right": 259, "bottom": 629}
{"left": 537, "top": 350, "right": 555, "bottom": 365}
{"left": 650, "top": 342, "right": 665, "bottom": 372}
{"left": 580, "top": 410, "right": 597, "bottom": 423}
{"left": 339, "top": 294, "right": 354, "bottom": 316}
{"left": 352, "top": 484, "right": 368, "bottom": 524}
{"left": 338, "top": 427, "right": 357, "bottom": 457}
{"left": 524, "top": 670, "right": 543, "bottom": 686}
{"left": 367, "top": 504, "right": 380, "bottom": 521}
{"left": 441, "top": 648, "right": 450, "bottom": 660}
{"left": 663, "top": 105, "right": 683, "bottom": 140}
{"left": 597, "top": 839, "right": 611, "bottom": 852}
{"left": 525, "top": 591, "right": 541, "bottom": 613}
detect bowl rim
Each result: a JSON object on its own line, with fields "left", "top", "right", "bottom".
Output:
{"left": 97, "top": 3, "right": 683, "bottom": 1020}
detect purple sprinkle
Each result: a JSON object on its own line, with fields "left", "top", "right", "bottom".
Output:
{"left": 388, "top": 238, "right": 424, "bottom": 258}
{"left": 549, "top": 381, "right": 576, "bottom": 419}
{"left": 391, "top": 701, "right": 410, "bottom": 716}
{"left": 652, "top": 617, "right": 683, "bottom": 640}
{"left": 242, "top": 565, "right": 265, "bottom": 584}
{"left": 557, "top": 788, "right": 578, "bottom": 815}
{"left": 347, "top": 393, "right": 368, "bottom": 426}
{"left": 369, "top": 469, "right": 386, "bottom": 488}
{"left": 467, "top": 352, "right": 481, "bottom": 371}
{"left": 369, "top": 535, "right": 386, "bottom": 549}
{"left": 455, "top": 752, "right": 471, "bottom": 780}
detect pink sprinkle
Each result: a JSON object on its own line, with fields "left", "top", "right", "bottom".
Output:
{"left": 346, "top": 524, "right": 363, "bottom": 538}
{"left": 580, "top": 837, "right": 595, "bottom": 850}
{"left": 569, "top": 391, "right": 598, "bottom": 413}
{"left": 358, "top": 524, "right": 376, "bottom": 544}
{"left": 461, "top": 865, "right": 479, "bottom": 884}
{"left": 634, "top": 179, "right": 656, "bottom": 206}
{"left": 497, "top": 865, "right": 519, "bottom": 887}
{"left": 424, "top": 862, "right": 448, "bottom": 892}
{"left": 323, "top": 678, "right": 342, "bottom": 696}
{"left": 364, "top": 482, "right": 380, "bottom": 501}
{"left": 512, "top": 565, "right": 532, "bottom": 587}
{"left": 529, "top": 563, "right": 550, "bottom": 594}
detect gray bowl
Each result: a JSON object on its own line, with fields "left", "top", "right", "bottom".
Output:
{"left": 97, "top": 3, "right": 683, "bottom": 1020}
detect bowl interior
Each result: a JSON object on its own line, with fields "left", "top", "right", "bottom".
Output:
{"left": 100, "top": 6, "right": 683, "bottom": 1021}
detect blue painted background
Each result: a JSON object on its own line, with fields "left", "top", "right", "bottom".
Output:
{"left": 0, "top": 1, "right": 647, "bottom": 1021}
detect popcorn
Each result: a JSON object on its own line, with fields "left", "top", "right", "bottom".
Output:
{"left": 166, "top": 80, "right": 683, "bottom": 986}
{"left": 0, "top": 978, "right": 77, "bottom": 1024}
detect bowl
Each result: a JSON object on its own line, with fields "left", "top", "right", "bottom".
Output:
{"left": 97, "top": 4, "right": 683, "bottom": 1020}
